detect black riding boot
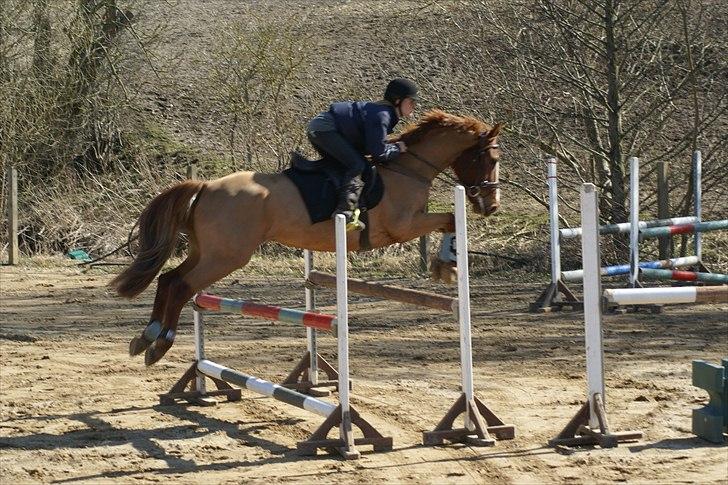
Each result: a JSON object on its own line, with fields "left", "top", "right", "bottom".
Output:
{"left": 334, "top": 175, "right": 365, "bottom": 231}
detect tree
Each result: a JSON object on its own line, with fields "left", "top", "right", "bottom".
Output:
{"left": 450, "top": 0, "right": 727, "bottom": 231}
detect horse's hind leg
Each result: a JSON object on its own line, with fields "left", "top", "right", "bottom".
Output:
{"left": 129, "top": 253, "right": 199, "bottom": 356}
{"left": 144, "top": 251, "right": 254, "bottom": 366}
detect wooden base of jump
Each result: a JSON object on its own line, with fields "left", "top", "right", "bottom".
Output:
{"left": 530, "top": 280, "right": 583, "bottom": 313}
{"left": 549, "top": 394, "right": 642, "bottom": 448}
{"left": 281, "top": 351, "right": 342, "bottom": 396}
{"left": 297, "top": 404, "right": 393, "bottom": 459}
{"left": 423, "top": 393, "right": 515, "bottom": 446}
{"left": 159, "top": 363, "right": 242, "bottom": 406}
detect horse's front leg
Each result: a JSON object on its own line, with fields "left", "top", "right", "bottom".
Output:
{"left": 397, "top": 211, "right": 455, "bottom": 241}
{"left": 400, "top": 212, "right": 458, "bottom": 284}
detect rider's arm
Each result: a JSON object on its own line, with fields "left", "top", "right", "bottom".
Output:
{"left": 364, "top": 110, "right": 402, "bottom": 164}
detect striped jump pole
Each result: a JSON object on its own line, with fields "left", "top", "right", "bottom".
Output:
{"left": 561, "top": 256, "right": 700, "bottom": 283}
{"left": 551, "top": 183, "right": 642, "bottom": 447}
{"left": 559, "top": 216, "right": 698, "bottom": 239}
{"left": 604, "top": 286, "right": 728, "bottom": 306}
{"left": 193, "top": 293, "right": 337, "bottom": 334}
{"left": 197, "top": 359, "right": 336, "bottom": 417}
{"left": 423, "top": 186, "right": 515, "bottom": 447}
{"left": 639, "top": 220, "right": 728, "bottom": 240}
{"left": 639, "top": 268, "right": 728, "bottom": 284}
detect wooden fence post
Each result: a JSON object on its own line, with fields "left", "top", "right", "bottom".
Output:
{"left": 187, "top": 163, "right": 197, "bottom": 180}
{"left": 7, "top": 165, "right": 19, "bottom": 265}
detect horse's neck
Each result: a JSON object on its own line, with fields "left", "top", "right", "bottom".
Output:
{"left": 399, "top": 142, "right": 462, "bottom": 181}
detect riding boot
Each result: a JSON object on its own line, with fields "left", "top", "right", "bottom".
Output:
{"left": 334, "top": 175, "right": 365, "bottom": 231}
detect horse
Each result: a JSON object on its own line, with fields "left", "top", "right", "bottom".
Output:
{"left": 111, "top": 109, "right": 503, "bottom": 365}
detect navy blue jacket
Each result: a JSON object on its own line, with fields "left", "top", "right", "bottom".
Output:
{"left": 329, "top": 101, "right": 402, "bottom": 163}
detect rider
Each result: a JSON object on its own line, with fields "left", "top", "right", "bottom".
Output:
{"left": 306, "top": 78, "right": 418, "bottom": 231}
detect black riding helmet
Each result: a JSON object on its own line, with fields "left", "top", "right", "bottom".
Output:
{"left": 384, "top": 78, "right": 418, "bottom": 105}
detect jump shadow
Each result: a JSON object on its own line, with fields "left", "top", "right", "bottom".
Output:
{"left": 628, "top": 436, "right": 727, "bottom": 452}
{"left": 1, "top": 400, "right": 334, "bottom": 483}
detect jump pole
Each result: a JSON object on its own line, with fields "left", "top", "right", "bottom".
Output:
{"left": 561, "top": 256, "right": 700, "bottom": 283}
{"left": 530, "top": 156, "right": 582, "bottom": 312}
{"left": 423, "top": 186, "right": 515, "bottom": 446}
{"left": 639, "top": 220, "right": 728, "bottom": 240}
{"left": 550, "top": 183, "right": 642, "bottom": 447}
{"left": 639, "top": 268, "right": 728, "bottom": 284}
{"left": 604, "top": 285, "right": 728, "bottom": 305}
{"left": 559, "top": 216, "right": 698, "bottom": 239}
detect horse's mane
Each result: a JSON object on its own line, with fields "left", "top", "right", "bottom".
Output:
{"left": 392, "top": 109, "right": 492, "bottom": 144}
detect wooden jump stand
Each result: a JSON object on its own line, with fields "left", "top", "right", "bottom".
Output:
{"left": 537, "top": 153, "right": 711, "bottom": 314}
{"left": 422, "top": 187, "right": 515, "bottom": 446}
{"left": 531, "top": 157, "right": 583, "bottom": 312}
{"left": 159, "top": 216, "right": 392, "bottom": 459}
{"left": 551, "top": 184, "right": 642, "bottom": 448}
{"left": 299, "top": 187, "right": 515, "bottom": 447}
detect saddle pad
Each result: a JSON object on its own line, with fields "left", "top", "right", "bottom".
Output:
{"left": 283, "top": 165, "right": 385, "bottom": 224}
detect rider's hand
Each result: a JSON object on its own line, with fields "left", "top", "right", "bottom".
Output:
{"left": 397, "top": 141, "right": 407, "bottom": 153}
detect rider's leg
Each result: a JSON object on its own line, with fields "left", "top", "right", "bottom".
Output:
{"left": 307, "top": 130, "right": 367, "bottom": 230}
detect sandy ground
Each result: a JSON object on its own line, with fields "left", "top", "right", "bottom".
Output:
{"left": 1, "top": 261, "right": 727, "bottom": 484}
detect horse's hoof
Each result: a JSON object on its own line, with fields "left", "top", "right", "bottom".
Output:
{"left": 129, "top": 336, "right": 152, "bottom": 356}
{"left": 442, "top": 263, "right": 457, "bottom": 285}
{"left": 144, "top": 338, "right": 173, "bottom": 366}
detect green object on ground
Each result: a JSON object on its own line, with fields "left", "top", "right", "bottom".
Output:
{"left": 67, "top": 249, "right": 91, "bottom": 261}
{"left": 692, "top": 358, "right": 728, "bottom": 443}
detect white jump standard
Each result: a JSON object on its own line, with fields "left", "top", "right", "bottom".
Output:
{"left": 550, "top": 184, "right": 643, "bottom": 448}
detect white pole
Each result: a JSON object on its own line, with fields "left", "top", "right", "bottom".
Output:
{"left": 334, "top": 215, "right": 353, "bottom": 446}
{"left": 546, "top": 157, "right": 561, "bottom": 285}
{"left": 194, "top": 308, "right": 207, "bottom": 394}
{"left": 303, "top": 249, "right": 319, "bottom": 386}
{"left": 455, "top": 186, "right": 474, "bottom": 430}
{"left": 629, "top": 157, "right": 640, "bottom": 287}
{"left": 580, "top": 184, "right": 606, "bottom": 429}
{"left": 693, "top": 151, "right": 702, "bottom": 261}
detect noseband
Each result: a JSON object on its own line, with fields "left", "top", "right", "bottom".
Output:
{"left": 464, "top": 132, "right": 500, "bottom": 197}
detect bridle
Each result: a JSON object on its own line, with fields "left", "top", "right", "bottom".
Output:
{"left": 398, "top": 131, "right": 500, "bottom": 196}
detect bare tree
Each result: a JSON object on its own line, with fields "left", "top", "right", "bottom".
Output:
{"left": 448, "top": 0, "right": 727, "bottom": 228}
{"left": 208, "top": 12, "right": 318, "bottom": 169}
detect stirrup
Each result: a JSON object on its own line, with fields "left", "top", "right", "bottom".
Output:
{"left": 346, "top": 209, "right": 365, "bottom": 232}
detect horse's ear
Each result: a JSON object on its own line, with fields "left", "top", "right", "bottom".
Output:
{"left": 489, "top": 123, "right": 504, "bottom": 138}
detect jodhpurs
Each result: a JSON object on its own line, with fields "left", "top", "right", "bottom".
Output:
{"left": 307, "top": 130, "right": 367, "bottom": 183}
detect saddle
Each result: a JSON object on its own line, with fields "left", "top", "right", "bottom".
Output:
{"left": 283, "top": 152, "right": 385, "bottom": 226}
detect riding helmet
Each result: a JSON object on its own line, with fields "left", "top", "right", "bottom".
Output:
{"left": 384, "top": 78, "right": 418, "bottom": 104}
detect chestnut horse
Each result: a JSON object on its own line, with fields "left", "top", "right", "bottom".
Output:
{"left": 111, "top": 110, "right": 502, "bottom": 365}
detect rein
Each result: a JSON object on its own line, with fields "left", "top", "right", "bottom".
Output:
{"left": 383, "top": 137, "right": 501, "bottom": 196}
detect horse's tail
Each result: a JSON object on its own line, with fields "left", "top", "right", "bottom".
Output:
{"left": 110, "top": 180, "right": 204, "bottom": 298}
